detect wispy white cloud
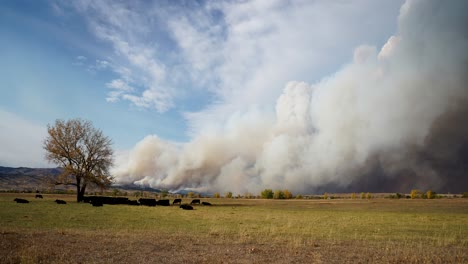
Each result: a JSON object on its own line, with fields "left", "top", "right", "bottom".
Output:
{"left": 61, "top": 0, "right": 171, "bottom": 112}
{"left": 58, "top": 0, "right": 403, "bottom": 117}
{"left": 105, "top": 79, "right": 134, "bottom": 103}
{"left": 72, "top": 55, "right": 87, "bottom": 66}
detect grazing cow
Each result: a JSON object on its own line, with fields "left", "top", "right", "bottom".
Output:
{"left": 14, "top": 198, "right": 29, "bottom": 204}
{"left": 190, "top": 199, "right": 200, "bottom": 205}
{"left": 86, "top": 196, "right": 129, "bottom": 205}
{"left": 35, "top": 194, "right": 43, "bottom": 199}
{"left": 202, "top": 201, "right": 212, "bottom": 206}
{"left": 180, "top": 204, "right": 193, "bottom": 210}
{"left": 127, "top": 200, "right": 140, "bottom": 206}
{"left": 138, "top": 198, "right": 157, "bottom": 206}
{"left": 172, "top": 198, "right": 182, "bottom": 205}
{"left": 82, "top": 196, "right": 91, "bottom": 203}
{"left": 91, "top": 200, "right": 103, "bottom": 207}
{"left": 55, "top": 199, "right": 67, "bottom": 204}
{"left": 157, "top": 199, "right": 170, "bottom": 206}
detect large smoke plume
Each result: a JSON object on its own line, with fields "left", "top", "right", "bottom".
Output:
{"left": 112, "top": 0, "right": 468, "bottom": 194}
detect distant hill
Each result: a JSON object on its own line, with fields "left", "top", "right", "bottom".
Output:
{"left": 0, "top": 166, "right": 164, "bottom": 193}
{"left": 0, "top": 166, "right": 62, "bottom": 191}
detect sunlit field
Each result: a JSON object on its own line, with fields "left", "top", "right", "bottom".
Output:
{"left": 1, "top": 193, "right": 467, "bottom": 263}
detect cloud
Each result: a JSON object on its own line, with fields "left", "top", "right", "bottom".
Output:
{"left": 0, "top": 110, "right": 50, "bottom": 168}
{"left": 169, "top": 0, "right": 404, "bottom": 134}
{"left": 72, "top": 55, "right": 88, "bottom": 66}
{"left": 105, "top": 79, "right": 134, "bottom": 103}
{"left": 112, "top": 0, "right": 468, "bottom": 194}
{"left": 55, "top": 0, "right": 404, "bottom": 115}
{"left": 59, "top": 0, "right": 171, "bottom": 112}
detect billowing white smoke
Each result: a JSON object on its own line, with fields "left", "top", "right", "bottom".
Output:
{"left": 112, "top": 0, "right": 468, "bottom": 194}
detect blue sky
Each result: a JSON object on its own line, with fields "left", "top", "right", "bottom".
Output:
{"left": 0, "top": 0, "right": 404, "bottom": 168}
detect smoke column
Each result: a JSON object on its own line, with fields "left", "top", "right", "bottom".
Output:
{"left": 112, "top": 0, "right": 468, "bottom": 194}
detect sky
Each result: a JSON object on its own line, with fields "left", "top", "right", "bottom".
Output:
{"left": 1, "top": 0, "right": 466, "bottom": 194}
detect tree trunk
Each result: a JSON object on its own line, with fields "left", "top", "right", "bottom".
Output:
{"left": 76, "top": 177, "right": 86, "bottom": 203}
{"left": 76, "top": 181, "right": 81, "bottom": 202}
{"left": 78, "top": 185, "right": 86, "bottom": 203}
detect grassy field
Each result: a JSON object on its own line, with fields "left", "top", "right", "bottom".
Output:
{"left": 0, "top": 193, "right": 467, "bottom": 263}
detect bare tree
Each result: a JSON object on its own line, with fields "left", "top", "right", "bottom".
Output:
{"left": 44, "top": 119, "right": 114, "bottom": 202}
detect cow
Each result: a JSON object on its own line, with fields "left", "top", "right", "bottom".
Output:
{"left": 127, "top": 200, "right": 140, "bottom": 206}
{"left": 55, "top": 199, "right": 67, "bottom": 204}
{"left": 14, "top": 198, "right": 29, "bottom": 204}
{"left": 190, "top": 199, "right": 201, "bottom": 205}
{"left": 82, "top": 196, "right": 91, "bottom": 203}
{"left": 35, "top": 194, "right": 43, "bottom": 199}
{"left": 172, "top": 198, "right": 182, "bottom": 205}
{"left": 86, "top": 196, "right": 129, "bottom": 205}
{"left": 138, "top": 198, "right": 157, "bottom": 206}
{"left": 202, "top": 201, "right": 212, "bottom": 206}
{"left": 180, "top": 204, "right": 193, "bottom": 210}
{"left": 157, "top": 199, "right": 170, "bottom": 206}
{"left": 91, "top": 200, "right": 103, "bottom": 207}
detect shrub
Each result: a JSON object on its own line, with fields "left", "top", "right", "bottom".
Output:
{"left": 188, "top": 192, "right": 194, "bottom": 198}
{"left": 323, "top": 192, "right": 329, "bottom": 200}
{"left": 426, "top": 190, "right": 436, "bottom": 199}
{"left": 283, "top": 190, "right": 293, "bottom": 199}
{"left": 366, "top": 192, "right": 372, "bottom": 199}
{"left": 361, "top": 192, "right": 365, "bottom": 199}
{"left": 261, "top": 189, "right": 274, "bottom": 199}
{"left": 213, "top": 192, "right": 220, "bottom": 198}
{"left": 225, "top": 191, "right": 233, "bottom": 198}
{"left": 410, "top": 189, "right": 421, "bottom": 199}
{"left": 462, "top": 192, "right": 468, "bottom": 198}
{"left": 295, "top": 194, "right": 303, "bottom": 199}
{"left": 274, "top": 190, "right": 285, "bottom": 199}
{"left": 351, "top": 193, "right": 356, "bottom": 199}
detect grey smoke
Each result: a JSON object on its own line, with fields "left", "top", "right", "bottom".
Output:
{"left": 112, "top": 0, "right": 468, "bottom": 194}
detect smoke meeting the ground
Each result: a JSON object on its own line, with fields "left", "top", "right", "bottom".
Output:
{"left": 112, "top": 0, "right": 468, "bottom": 194}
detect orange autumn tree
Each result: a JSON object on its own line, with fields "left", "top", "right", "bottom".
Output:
{"left": 44, "top": 118, "right": 114, "bottom": 202}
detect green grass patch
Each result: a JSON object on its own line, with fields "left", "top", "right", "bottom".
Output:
{"left": 1, "top": 194, "right": 467, "bottom": 246}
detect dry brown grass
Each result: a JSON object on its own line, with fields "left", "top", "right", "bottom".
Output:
{"left": 1, "top": 229, "right": 466, "bottom": 263}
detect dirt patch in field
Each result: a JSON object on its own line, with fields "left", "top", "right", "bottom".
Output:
{"left": 1, "top": 230, "right": 466, "bottom": 263}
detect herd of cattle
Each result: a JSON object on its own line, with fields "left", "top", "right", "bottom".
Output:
{"left": 13, "top": 195, "right": 212, "bottom": 210}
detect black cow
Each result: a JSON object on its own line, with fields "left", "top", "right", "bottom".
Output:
{"left": 172, "top": 198, "right": 182, "bottom": 205}
{"left": 202, "top": 201, "right": 212, "bottom": 206}
{"left": 82, "top": 196, "right": 91, "bottom": 203}
{"left": 180, "top": 204, "right": 193, "bottom": 210}
{"left": 157, "top": 199, "right": 170, "bottom": 206}
{"left": 35, "top": 194, "right": 43, "bottom": 199}
{"left": 85, "top": 196, "right": 129, "bottom": 205}
{"left": 127, "top": 200, "right": 140, "bottom": 206}
{"left": 14, "top": 198, "right": 29, "bottom": 204}
{"left": 190, "top": 199, "right": 200, "bottom": 205}
{"left": 55, "top": 199, "right": 67, "bottom": 204}
{"left": 138, "top": 198, "right": 157, "bottom": 206}
{"left": 91, "top": 200, "right": 103, "bottom": 207}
